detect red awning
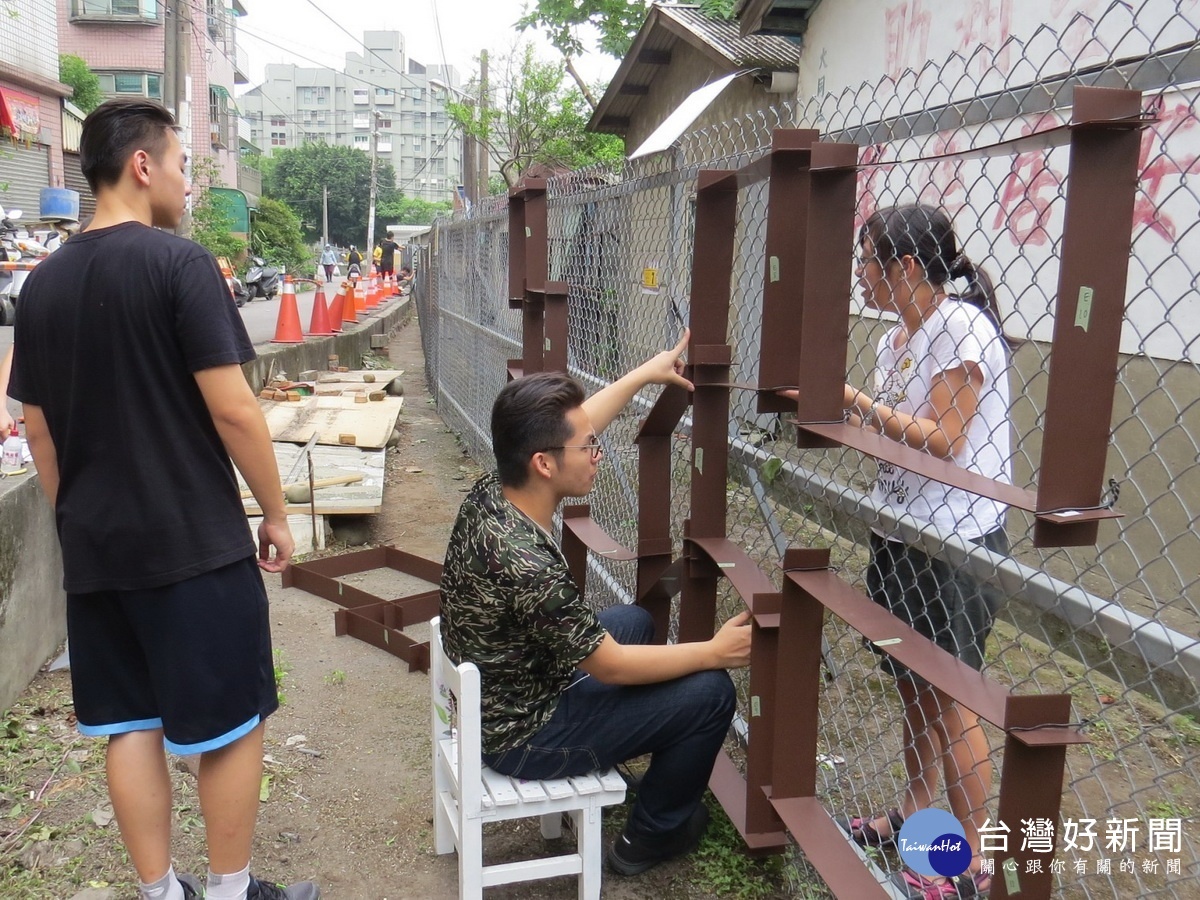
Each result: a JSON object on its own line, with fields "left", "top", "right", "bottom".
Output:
{"left": 0, "top": 88, "right": 41, "bottom": 139}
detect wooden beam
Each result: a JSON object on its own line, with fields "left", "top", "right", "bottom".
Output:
{"left": 636, "top": 49, "right": 671, "bottom": 65}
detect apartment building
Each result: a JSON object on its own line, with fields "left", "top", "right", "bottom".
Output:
{"left": 239, "top": 30, "right": 467, "bottom": 203}
{"left": 0, "top": 0, "right": 70, "bottom": 216}
{"left": 59, "top": 0, "right": 253, "bottom": 201}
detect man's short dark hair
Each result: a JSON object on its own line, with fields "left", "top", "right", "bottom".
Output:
{"left": 491, "top": 373, "right": 585, "bottom": 488}
{"left": 386, "top": 231, "right": 394, "bottom": 239}
{"left": 80, "top": 98, "right": 179, "bottom": 193}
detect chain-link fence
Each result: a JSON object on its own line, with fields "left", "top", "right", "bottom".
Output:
{"left": 413, "top": 6, "right": 1200, "bottom": 897}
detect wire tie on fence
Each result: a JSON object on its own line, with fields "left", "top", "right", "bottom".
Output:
{"left": 782, "top": 563, "right": 842, "bottom": 574}
{"left": 1036, "top": 478, "right": 1122, "bottom": 516}
{"left": 792, "top": 417, "right": 852, "bottom": 427}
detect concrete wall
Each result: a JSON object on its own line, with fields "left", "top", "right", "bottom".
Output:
{"left": 0, "top": 477, "right": 66, "bottom": 713}
{"left": 0, "top": 298, "right": 411, "bottom": 714}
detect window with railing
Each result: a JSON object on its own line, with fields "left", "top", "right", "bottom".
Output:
{"left": 97, "top": 72, "right": 162, "bottom": 100}
{"left": 208, "top": 87, "right": 231, "bottom": 149}
{"left": 205, "top": 0, "right": 225, "bottom": 41}
{"left": 70, "top": 0, "right": 158, "bottom": 21}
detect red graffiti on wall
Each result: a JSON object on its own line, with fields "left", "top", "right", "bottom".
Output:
{"left": 954, "top": 0, "right": 1013, "bottom": 76}
{"left": 884, "top": 0, "right": 932, "bottom": 78}
{"left": 919, "top": 132, "right": 968, "bottom": 210}
{"left": 856, "top": 143, "right": 893, "bottom": 233}
{"left": 1133, "top": 96, "right": 1200, "bottom": 242}
{"left": 992, "top": 114, "right": 1064, "bottom": 247}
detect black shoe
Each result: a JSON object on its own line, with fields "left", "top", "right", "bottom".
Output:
{"left": 178, "top": 873, "right": 204, "bottom": 899}
{"left": 247, "top": 875, "right": 321, "bottom": 900}
{"left": 607, "top": 803, "right": 710, "bottom": 876}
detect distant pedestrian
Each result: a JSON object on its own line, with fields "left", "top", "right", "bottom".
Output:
{"left": 10, "top": 97, "right": 319, "bottom": 900}
{"left": 318, "top": 243, "right": 337, "bottom": 283}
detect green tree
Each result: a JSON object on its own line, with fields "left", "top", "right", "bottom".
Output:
{"left": 250, "top": 197, "right": 310, "bottom": 275}
{"left": 264, "top": 143, "right": 397, "bottom": 247}
{"left": 517, "top": 0, "right": 736, "bottom": 105}
{"left": 448, "top": 44, "right": 624, "bottom": 190}
{"left": 376, "top": 195, "right": 452, "bottom": 226}
{"left": 188, "top": 156, "right": 246, "bottom": 262}
{"left": 59, "top": 53, "right": 103, "bottom": 114}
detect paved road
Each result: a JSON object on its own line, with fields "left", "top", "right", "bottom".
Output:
{"left": 0, "top": 284, "right": 336, "bottom": 423}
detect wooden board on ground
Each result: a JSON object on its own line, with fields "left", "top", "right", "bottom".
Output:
{"left": 315, "top": 369, "right": 403, "bottom": 384}
{"left": 238, "top": 443, "right": 387, "bottom": 517}
{"left": 261, "top": 394, "right": 403, "bottom": 449}
{"left": 314, "top": 369, "right": 403, "bottom": 397}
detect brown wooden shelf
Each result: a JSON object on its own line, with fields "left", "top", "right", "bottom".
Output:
{"left": 687, "top": 536, "right": 780, "bottom": 620}
{"left": 561, "top": 507, "right": 638, "bottom": 561}
{"left": 795, "top": 421, "right": 1122, "bottom": 525}
{"left": 770, "top": 796, "right": 890, "bottom": 898}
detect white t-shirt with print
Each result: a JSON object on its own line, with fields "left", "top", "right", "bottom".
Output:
{"left": 870, "top": 299, "right": 1011, "bottom": 540}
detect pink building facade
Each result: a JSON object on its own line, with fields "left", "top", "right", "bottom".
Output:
{"left": 59, "top": 0, "right": 248, "bottom": 190}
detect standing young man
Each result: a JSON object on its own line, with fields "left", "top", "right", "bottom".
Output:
{"left": 440, "top": 331, "right": 753, "bottom": 876}
{"left": 10, "top": 98, "right": 318, "bottom": 900}
{"left": 378, "top": 231, "right": 401, "bottom": 278}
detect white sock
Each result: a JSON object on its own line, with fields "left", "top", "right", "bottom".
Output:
{"left": 139, "top": 866, "right": 185, "bottom": 900}
{"left": 207, "top": 862, "right": 252, "bottom": 900}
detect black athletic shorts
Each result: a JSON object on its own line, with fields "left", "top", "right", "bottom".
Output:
{"left": 865, "top": 529, "right": 1009, "bottom": 684}
{"left": 67, "top": 556, "right": 278, "bottom": 754}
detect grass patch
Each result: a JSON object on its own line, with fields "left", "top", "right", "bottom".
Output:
{"left": 686, "top": 794, "right": 789, "bottom": 900}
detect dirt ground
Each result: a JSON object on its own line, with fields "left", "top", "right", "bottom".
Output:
{"left": 0, "top": 318, "right": 794, "bottom": 900}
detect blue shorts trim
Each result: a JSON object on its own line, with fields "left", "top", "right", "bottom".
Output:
{"left": 164, "top": 714, "right": 261, "bottom": 756}
{"left": 78, "top": 716, "right": 163, "bottom": 737}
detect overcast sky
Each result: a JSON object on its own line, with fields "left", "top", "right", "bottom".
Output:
{"left": 236, "top": 0, "right": 620, "bottom": 91}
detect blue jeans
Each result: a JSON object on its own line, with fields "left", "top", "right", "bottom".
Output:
{"left": 482, "top": 604, "right": 735, "bottom": 838}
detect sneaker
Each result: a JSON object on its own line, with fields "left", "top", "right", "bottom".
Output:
{"left": 246, "top": 875, "right": 321, "bottom": 900}
{"left": 178, "top": 874, "right": 204, "bottom": 899}
{"left": 607, "top": 803, "right": 710, "bottom": 876}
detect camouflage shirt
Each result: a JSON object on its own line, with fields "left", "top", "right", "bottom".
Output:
{"left": 440, "top": 472, "right": 607, "bottom": 753}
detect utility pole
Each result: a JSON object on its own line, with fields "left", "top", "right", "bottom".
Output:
{"left": 322, "top": 185, "right": 329, "bottom": 249}
{"left": 366, "top": 101, "right": 380, "bottom": 261}
{"left": 477, "top": 50, "right": 489, "bottom": 198}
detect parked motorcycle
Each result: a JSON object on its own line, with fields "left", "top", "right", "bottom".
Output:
{"left": 230, "top": 272, "right": 252, "bottom": 307}
{"left": 244, "top": 256, "right": 280, "bottom": 299}
{"left": 0, "top": 205, "right": 48, "bottom": 326}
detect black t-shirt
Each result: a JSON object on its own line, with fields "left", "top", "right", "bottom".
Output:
{"left": 380, "top": 239, "right": 400, "bottom": 267}
{"left": 10, "top": 221, "right": 257, "bottom": 593}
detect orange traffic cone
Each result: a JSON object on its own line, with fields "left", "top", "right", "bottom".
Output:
{"left": 271, "top": 275, "right": 304, "bottom": 343}
{"left": 352, "top": 278, "right": 367, "bottom": 317}
{"left": 307, "top": 281, "right": 334, "bottom": 336}
{"left": 343, "top": 281, "right": 360, "bottom": 324}
{"left": 327, "top": 283, "right": 346, "bottom": 333}
{"left": 366, "top": 275, "right": 380, "bottom": 310}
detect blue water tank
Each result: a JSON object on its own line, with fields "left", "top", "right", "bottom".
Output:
{"left": 39, "top": 188, "right": 80, "bottom": 222}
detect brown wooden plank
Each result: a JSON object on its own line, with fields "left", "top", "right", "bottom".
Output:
{"left": 708, "top": 750, "right": 789, "bottom": 852}
{"left": 771, "top": 797, "right": 890, "bottom": 898}
{"left": 786, "top": 568, "right": 1012, "bottom": 728}
{"left": 688, "top": 536, "right": 778, "bottom": 609}
{"left": 562, "top": 510, "right": 638, "bottom": 561}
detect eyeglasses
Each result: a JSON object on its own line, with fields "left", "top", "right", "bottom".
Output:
{"left": 540, "top": 439, "right": 604, "bottom": 460}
